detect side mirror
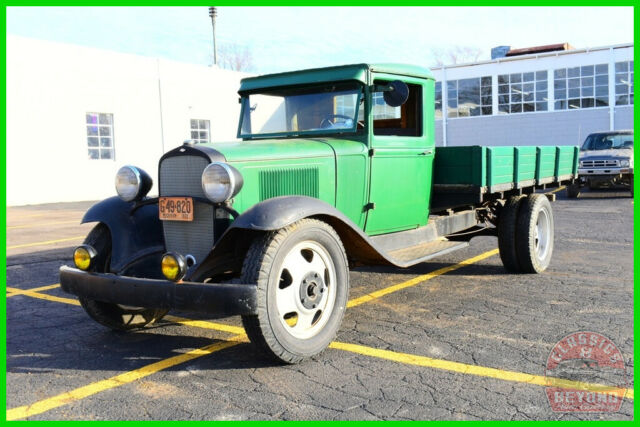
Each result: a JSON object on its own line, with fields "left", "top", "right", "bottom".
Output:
{"left": 373, "top": 80, "right": 409, "bottom": 107}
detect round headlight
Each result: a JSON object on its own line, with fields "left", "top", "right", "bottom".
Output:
{"left": 620, "top": 159, "right": 630, "bottom": 167}
{"left": 202, "top": 162, "right": 243, "bottom": 203}
{"left": 115, "top": 166, "right": 152, "bottom": 202}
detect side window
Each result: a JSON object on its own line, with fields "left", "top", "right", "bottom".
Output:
{"left": 373, "top": 80, "right": 422, "bottom": 137}
{"left": 86, "top": 112, "right": 114, "bottom": 160}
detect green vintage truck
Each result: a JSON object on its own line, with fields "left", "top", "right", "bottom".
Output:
{"left": 60, "top": 63, "right": 579, "bottom": 363}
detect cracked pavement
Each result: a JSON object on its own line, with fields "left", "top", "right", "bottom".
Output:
{"left": 6, "top": 190, "right": 634, "bottom": 420}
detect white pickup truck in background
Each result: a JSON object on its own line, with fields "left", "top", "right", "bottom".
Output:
{"left": 567, "top": 130, "right": 634, "bottom": 198}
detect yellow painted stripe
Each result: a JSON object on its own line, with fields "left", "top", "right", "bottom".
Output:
{"left": 6, "top": 287, "right": 81, "bottom": 306}
{"left": 9, "top": 285, "right": 634, "bottom": 407}
{"left": 7, "top": 220, "right": 80, "bottom": 230}
{"left": 329, "top": 341, "right": 633, "bottom": 400}
{"left": 6, "top": 283, "right": 61, "bottom": 297}
{"left": 5, "top": 286, "right": 244, "bottom": 336}
{"left": 545, "top": 186, "right": 566, "bottom": 195}
{"left": 347, "top": 249, "right": 499, "bottom": 308}
{"left": 164, "top": 315, "right": 245, "bottom": 335}
{"left": 7, "top": 236, "right": 85, "bottom": 250}
{"left": 6, "top": 335, "right": 246, "bottom": 421}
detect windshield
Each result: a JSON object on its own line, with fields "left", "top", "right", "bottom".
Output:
{"left": 239, "top": 83, "right": 363, "bottom": 138}
{"left": 582, "top": 133, "right": 634, "bottom": 151}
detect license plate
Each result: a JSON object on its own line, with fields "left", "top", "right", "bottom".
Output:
{"left": 159, "top": 197, "right": 194, "bottom": 221}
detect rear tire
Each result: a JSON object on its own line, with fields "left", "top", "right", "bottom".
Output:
{"left": 515, "top": 195, "right": 554, "bottom": 274}
{"left": 240, "top": 219, "right": 349, "bottom": 364}
{"left": 79, "top": 224, "right": 168, "bottom": 331}
{"left": 498, "top": 196, "right": 524, "bottom": 273}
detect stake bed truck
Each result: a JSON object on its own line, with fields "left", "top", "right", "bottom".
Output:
{"left": 61, "top": 64, "right": 578, "bottom": 363}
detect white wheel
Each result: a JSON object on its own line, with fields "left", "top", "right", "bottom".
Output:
{"left": 241, "top": 219, "right": 349, "bottom": 363}
{"left": 275, "top": 241, "right": 337, "bottom": 340}
{"left": 516, "top": 194, "right": 555, "bottom": 273}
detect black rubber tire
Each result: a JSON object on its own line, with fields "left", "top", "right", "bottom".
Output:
{"left": 515, "top": 194, "right": 554, "bottom": 274}
{"left": 566, "top": 183, "right": 580, "bottom": 199}
{"left": 78, "top": 224, "right": 168, "bottom": 331}
{"left": 240, "top": 219, "right": 349, "bottom": 364}
{"left": 498, "top": 195, "right": 524, "bottom": 273}
{"left": 630, "top": 175, "right": 633, "bottom": 198}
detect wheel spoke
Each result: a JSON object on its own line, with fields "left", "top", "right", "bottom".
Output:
{"left": 281, "top": 249, "right": 310, "bottom": 285}
{"left": 307, "top": 250, "right": 327, "bottom": 277}
{"left": 276, "top": 283, "right": 299, "bottom": 315}
{"left": 293, "top": 310, "right": 317, "bottom": 332}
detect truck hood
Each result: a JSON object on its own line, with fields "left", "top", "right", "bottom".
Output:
{"left": 580, "top": 148, "right": 633, "bottom": 160}
{"left": 200, "top": 138, "right": 335, "bottom": 162}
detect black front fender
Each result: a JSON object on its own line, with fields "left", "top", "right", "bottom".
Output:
{"left": 82, "top": 197, "right": 164, "bottom": 273}
{"left": 190, "top": 196, "right": 392, "bottom": 280}
{"left": 228, "top": 196, "right": 350, "bottom": 231}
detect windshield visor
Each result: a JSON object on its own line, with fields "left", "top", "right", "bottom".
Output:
{"left": 239, "top": 83, "right": 363, "bottom": 138}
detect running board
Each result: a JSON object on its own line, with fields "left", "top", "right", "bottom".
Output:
{"left": 386, "top": 240, "right": 469, "bottom": 267}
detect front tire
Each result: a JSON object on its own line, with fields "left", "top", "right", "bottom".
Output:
{"left": 79, "top": 224, "right": 168, "bottom": 331}
{"left": 515, "top": 195, "right": 554, "bottom": 274}
{"left": 241, "top": 219, "right": 349, "bottom": 364}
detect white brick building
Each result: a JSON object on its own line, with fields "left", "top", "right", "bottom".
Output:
{"left": 7, "top": 36, "right": 246, "bottom": 206}
{"left": 431, "top": 43, "right": 633, "bottom": 147}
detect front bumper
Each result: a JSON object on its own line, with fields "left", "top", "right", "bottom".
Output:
{"left": 59, "top": 266, "right": 257, "bottom": 316}
{"left": 578, "top": 167, "right": 632, "bottom": 176}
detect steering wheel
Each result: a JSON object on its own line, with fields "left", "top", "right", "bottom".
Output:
{"left": 319, "top": 114, "right": 354, "bottom": 129}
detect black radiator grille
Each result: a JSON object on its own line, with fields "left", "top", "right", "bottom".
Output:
{"left": 159, "top": 155, "right": 213, "bottom": 265}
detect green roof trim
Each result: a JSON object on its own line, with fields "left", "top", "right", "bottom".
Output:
{"left": 239, "top": 63, "right": 434, "bottom": 93}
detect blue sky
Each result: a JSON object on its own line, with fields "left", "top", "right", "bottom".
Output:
{"left": 7, "top": 7, "right": 634, "bottom": 73}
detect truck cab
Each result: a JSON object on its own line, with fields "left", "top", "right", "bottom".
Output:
{"left": 233, "top": 63, "right": 435, "bottom": 235}
{"left": 60, "top": 64, "right": 578, "bottom": 363}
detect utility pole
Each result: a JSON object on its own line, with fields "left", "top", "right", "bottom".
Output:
{"left": 209, "top": 7, "right": 218, "bottom": 66}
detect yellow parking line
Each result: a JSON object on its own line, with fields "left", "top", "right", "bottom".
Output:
{"left": 347, "top": 249, "right": 499, "bottom": 308}
{"left": 164, "top": 315, "right": 245, "bottom": 335}
{"left": 7, "top": 236, "right": 85, "bottom": 250}
{"left": 5, "top": 286, "right": 245, "bottom": 336}
{"left": 6, "top": 283, "right": 61, "bottom": 297}
{"left": 545, "top": 186, "right": 566, "bottom": 195}
{"left": 7, "top": 220, "right": 80, "bottom": 230}
{"left": 329, "top": 341, "right": 633, "bottom": 401}
{"left": 9, "top": 284, "right": 634, "bottom": 416}
{"left": 6, "top": 287, "right": 80, "bottom": 306}
{"left": 6, "top": 334, "right": 246, "bottom": 421}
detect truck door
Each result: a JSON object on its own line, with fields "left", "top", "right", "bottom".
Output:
{"left": 364, "top": 75, "right": 434, "bottom": 235}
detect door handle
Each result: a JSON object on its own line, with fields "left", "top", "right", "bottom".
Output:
{"left": 419, "top": 149, "right": 433, "bottom": 155}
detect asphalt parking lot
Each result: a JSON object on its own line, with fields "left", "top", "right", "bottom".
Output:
{"left": 6, "top": 188, "right": 634, "bottom": 420}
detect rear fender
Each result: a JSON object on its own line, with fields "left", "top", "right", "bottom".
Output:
{"left": 82, "top": 197, "right": 164, "bottom": 273}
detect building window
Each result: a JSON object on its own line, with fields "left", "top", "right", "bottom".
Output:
{"left": 86, "top": 113, "right": 114, "bottom": 160}
{"left": 447, "top": 76, "right": 492, "bottom": 118}
{"left": 498, "top": 71, "right": 547, "bottom": 114}
{"left": 615, "top": 61, "right": 634, "bottom": 106}
{"left": 371, "top": 91, "right": 402, "bottom": 120}
{"left": 554, "top": 64, "right": 608, "bottom": 110}
{"left": 190, "top": 119, "right": 210, "bottom": 143}
{"left": 435, "top": 81, "right": 442, "bottom": 119}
